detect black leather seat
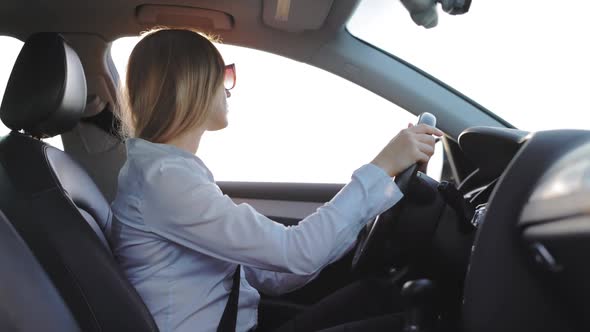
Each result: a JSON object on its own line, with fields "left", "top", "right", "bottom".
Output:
{"left": 0, "top": 32, "right": 158, "bottom": 332}
{"left": 0, "top": 209, "right": 80, "bottom": 332}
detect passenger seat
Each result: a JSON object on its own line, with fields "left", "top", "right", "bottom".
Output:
{"left": 0, "top": 32, "right": 158, "bottom": 331}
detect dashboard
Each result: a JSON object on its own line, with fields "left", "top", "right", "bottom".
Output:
{"left": 460, "top": 127, "right": 590, "bottom": 332}
{"left": 427, "top": 127, "right": 532, "bottom": 279}
{"left": 456, "top": 126, "right": 531, "bottom": 227}
{"left": 359, "top": 126, "right": 590, "bottom": 332}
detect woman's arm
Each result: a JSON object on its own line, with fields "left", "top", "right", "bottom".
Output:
{"left": 243, "top": 240, "right": 357, "bottom": 295}
{"left": 243, "top": 266, "right": 321, "bottom": 296}
{"left": 139, "top": 159, "right": 402, "bottom": 275}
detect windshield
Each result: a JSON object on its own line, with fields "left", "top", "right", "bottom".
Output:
{"left": 348, "top": 0, "right": 590, "bottom": 131}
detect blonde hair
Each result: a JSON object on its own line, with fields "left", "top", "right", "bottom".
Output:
{"left": 117, "top": 28, "right": 225, "bottom": 142}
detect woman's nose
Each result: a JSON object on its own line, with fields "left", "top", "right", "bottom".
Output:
{"left": 225, "top": 89, "right": 231, "bottom": 98}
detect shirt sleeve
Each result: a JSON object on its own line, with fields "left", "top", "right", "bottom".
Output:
{"left": 140, "top": 159, "right": 403, "bottom": 276}
{"left": 243, "top": 236, "right": 358, "bottom": 295}
{"left": 243, "top": 266, "right": 321, "bottom": 296}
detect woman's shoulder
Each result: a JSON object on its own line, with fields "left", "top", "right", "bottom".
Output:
{"left": 124, "top": 138, "right": 214, "bottom": 185}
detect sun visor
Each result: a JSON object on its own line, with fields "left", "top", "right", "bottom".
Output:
{"left": 136, "top": 5, "right": 233, "bottom": 31}
{"left": 263, "top": 0, "right": 334, "bottom": 32}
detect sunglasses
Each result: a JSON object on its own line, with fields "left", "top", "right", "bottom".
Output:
{"left": 224, "top": 63, "right": 236, "bottom": 90}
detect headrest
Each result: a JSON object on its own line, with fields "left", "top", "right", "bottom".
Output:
{"left": 0, "top": 33, "right": 87, "bottom": 138}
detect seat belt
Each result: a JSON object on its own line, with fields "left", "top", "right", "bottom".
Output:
{"left": 217, "top": 265, "right": 241, "bottom": 332}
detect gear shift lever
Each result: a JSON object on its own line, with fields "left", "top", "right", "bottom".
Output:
{"left": 401, "top": 279, "right": 436, "bottom": 332}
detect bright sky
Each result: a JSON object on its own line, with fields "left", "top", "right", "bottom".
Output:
{"left": 348, "top": 0, "right": 590, "bottom": 131}
{"left": 1, "top": 0, "right": 587, "bottom": 182}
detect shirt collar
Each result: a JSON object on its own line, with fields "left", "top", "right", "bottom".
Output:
{"left": 126, "top": 138, "right": 205, "bottom": 163}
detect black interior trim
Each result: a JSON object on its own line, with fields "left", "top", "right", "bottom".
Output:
{"left": 218, "top": 182, "right": 343, "bottom": 203}
{"left": 442, "top": 136, "right": 476, "bottom": 186}
{"left": 80, "top": 105, "right": 119, "bottom": 137}
{"left": 267, "top": 216, "right": 300, "bottom": 226}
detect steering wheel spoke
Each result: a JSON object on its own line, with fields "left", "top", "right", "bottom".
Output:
{"left": 352, "top": 113, "right": 438, "bottom": 271}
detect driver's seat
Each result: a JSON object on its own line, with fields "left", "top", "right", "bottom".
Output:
{"left": 0, "top": 208, "right": 80, "bottom": 332}
{"left": 0, "top": 32, "right": 158, "bottom": 331}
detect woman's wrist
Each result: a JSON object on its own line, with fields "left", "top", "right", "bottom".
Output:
{"left": 370, "top": 159, "right": 395, "bottom": 178}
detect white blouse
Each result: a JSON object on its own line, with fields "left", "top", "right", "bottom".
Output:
{"left": 110, "top": 138, "right": 403, "bottom": 332}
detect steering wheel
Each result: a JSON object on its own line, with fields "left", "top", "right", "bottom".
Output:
{"left": 351, "top": 112, "right": 437, "bottom": 271}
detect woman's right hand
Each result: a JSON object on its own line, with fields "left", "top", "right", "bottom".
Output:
{"left": 371, "top": 124, "right": 444, "bottom": 177}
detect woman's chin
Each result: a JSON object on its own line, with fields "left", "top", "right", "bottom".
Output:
{"left": 208, "top": 121, "right": 228, "bottom": 132}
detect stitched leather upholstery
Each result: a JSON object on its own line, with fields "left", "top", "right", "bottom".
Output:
{"left": 0, "top": 32, "right": 158, "bottom": 332}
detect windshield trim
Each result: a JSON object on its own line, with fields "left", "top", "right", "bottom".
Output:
{"left": 345, "top": 28, "right": 514, "bottom": 129}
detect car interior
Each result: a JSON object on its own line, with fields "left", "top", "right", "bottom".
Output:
{"left": 0, "top": 1, "right": 589, "bottom": 332}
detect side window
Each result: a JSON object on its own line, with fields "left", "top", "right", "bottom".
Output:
{"left": 0, "top": 36, "right": 63, "bottom": 150}
{"left": 111, "top": 37, "right": 443, "bottom": 183}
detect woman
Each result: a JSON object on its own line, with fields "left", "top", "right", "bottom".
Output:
{"left": 111, "top": 28, "right": 442, "bottom": 332}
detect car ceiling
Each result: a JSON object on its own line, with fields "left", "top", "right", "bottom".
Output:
{"left": 0, "top": 0, "right": 359, "bottom": 60}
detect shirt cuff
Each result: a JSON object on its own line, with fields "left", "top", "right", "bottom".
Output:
{"left": 352, "top": 163, "right": 404, "bottom": 218}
